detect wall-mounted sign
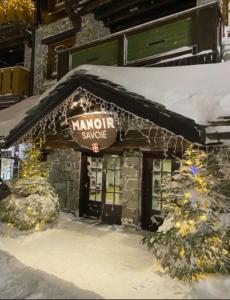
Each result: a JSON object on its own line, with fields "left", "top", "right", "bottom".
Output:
{"left": 69, "top": 112, "right": 117, "bottom": 152}
{"left": 66, "top": 161, "right": 72, "bottom": 171}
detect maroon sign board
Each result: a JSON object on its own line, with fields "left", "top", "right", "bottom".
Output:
{"left": 69, "top": 112, "right": 117, "bottom": 152}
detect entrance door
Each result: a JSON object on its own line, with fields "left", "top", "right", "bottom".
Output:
{"left": 80, "top": 154, "right": 123, "bottom": 225}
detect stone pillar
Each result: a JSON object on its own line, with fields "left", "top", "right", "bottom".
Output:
{"left": 24, "top": 44, "right": 32, "bottom": 70}
{"left": 121, "top": 151, "right": 143, "bottom": 226}
{"left": 47, "top": 148, "right": 81, "bottom": 214}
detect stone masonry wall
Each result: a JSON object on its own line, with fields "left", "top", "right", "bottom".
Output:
{"left": 121, "top": 151, "right": 143, "bottom": 226}
{"left": 33, "top": 14, "right": 110, "bottom": 94}
{"left": 47, "top": 149, "right": 81, "bottom": 214}
{"left": 24, "top": 44, "right": 32, "bottom": 71}
{"left": 34, "top": 16, "right": 73, "bottom": 94}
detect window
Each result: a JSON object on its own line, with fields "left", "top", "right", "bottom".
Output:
{"left": 55, "top": 0, "right": 65, "bottom": 9}
{"left": 152, "top": 159, "right": 172, "bottom": 210}
{"left": 87, "top": 156, "right": 123, "bottom": 205}
{"left": 48, "top": 0, "right": 65, "bottom": 12}
{"left": 88, "top": 157, "right": 103, "bottom": 202}
{"left": 105, "top": 157, "right": 123, "bottom": 205}
{"left": 56, "top": 0, "right": 64, "bottom": 4}
{"left": 47, "top": 36, "right": 75, "bottom": 79}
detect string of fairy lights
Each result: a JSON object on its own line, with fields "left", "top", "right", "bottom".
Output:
{"left": 15, "top": 87, "right": 194, "bottom": 157}
{"left": 15, "top": 87, "right": 230, "bottom": 166}
{"left": 0, "top": 0, "right": 34, "bottom": 14}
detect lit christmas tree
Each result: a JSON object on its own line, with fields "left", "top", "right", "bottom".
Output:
{"left": 0, "top": 143, "right": 59, "bottom": 231}
{"left": 20, "top": 143, "right": 47, "bottom": 179}
{"left": 143, "top": 146, "right": 230, "bottom": 281}
{"left": 0, "top": 0, "right": 34, "bottom": 23}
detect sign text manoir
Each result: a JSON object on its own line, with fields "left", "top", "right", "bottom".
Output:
{"left": 70, "top": 112, "right": 117, "bottom": 152}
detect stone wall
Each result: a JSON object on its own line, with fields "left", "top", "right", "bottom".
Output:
{"left": 33, "top": 14, "right": 110, "bottom": 94}
{"left": 34, "top": 16, "right": 73, "bottom": 94}
{"left": 75, "top": 14, "right": 110, "bottom": 47}
{"left": 121, "top": 151, "right": 143, "bottom": 226}
{"left": 47, "top": 148, "right": 81, "bottom": 214}
{"left": 24, "top": 44, "right": 32, "bottom": 71}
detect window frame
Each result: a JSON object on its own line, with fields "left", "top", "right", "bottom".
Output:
{"left": 46, "top": 35, "right": 76, "bottom": 80}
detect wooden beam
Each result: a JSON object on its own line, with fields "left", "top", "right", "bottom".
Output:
{"left": 68, "top": 0, "right": 113, "bottom": 15}
{"left": 94, "top": 0, "right": 146, "bottom": 19}
{"left": 41, "top": 28, "right": 78, "bottom": 45}
{"left": 104, "top": 0, "right": 193, "bottom": 27}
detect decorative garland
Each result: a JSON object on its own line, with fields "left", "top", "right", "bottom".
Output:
{"left": 16, "top": 87, "right": 230, "bottom": 159}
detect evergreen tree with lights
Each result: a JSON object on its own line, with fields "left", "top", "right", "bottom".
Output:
{"left": 0, "top": 0, "right": 35, "bottom": 24}
{"left": 20, "top": 143, "right": 47, "bottom": 179}
{"left": 0, "top": 143, "right": 60, "bottom": 231}
{"left": 143, "top": 146, "right": 230, "bottom": 281}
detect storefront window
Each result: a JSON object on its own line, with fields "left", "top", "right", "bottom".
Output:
{"left": 152, "top": 159, "right": 172, "bottom": 210}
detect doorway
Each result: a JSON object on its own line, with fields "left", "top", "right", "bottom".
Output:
{"left": 79, "top": 154, "right": 123, "bottom": 225}
{"left": 142, "top": 156, "right": 174, "bottom": 231}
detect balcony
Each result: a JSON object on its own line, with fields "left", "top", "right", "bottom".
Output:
{"left": 0, "top": 66, "right": 30, "bottom": 110}
{"left": 58, "top": 2, "right": 222, "bottom": 79}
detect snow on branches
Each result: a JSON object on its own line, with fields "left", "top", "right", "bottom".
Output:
{"left": 143, "top": 145, "right": 230, "bottom": 281}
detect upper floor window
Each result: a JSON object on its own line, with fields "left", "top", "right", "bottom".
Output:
{"left": 47, "top": 35, "right": 76, "bottom": 79}
{"left": 55, "top": 0, "right": 65, "bottom": 9}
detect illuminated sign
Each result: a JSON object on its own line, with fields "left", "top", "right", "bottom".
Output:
{"left": 69, "top": 112, "right": 117, "bottom": 152}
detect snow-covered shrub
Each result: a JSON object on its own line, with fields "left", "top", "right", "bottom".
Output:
{"left": 0, "top": 177, "right": 60, "bottom": 231}
{"left": 143, "top": 146, "right": 230, "bottom": 281}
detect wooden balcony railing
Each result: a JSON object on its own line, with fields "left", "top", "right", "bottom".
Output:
{"left": 0, "top": 66, "right": 30, "bottom": 97}
{"left": 58, "top": 2, "right": 222, "bottom": 79}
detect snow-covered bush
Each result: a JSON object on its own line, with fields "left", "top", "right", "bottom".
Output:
{"left": 0, "top": 143, "right": 60, "bottom": 231}
{"left": 0, "top": 177, "right": 60, "bottom": 231}
{"left": 143, "top": 146, "right": 230, "bottom": 281}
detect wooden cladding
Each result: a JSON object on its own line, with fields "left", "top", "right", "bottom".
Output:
{"left": 223, "top": 0, "right": 229, "bottom": 26}
{"left": 0, "top": 66, "right": 29, "bottom": 96}
{"left": 72, "top": 40, "right": 118, "bottom": 68}
{"left": 58, "top": 2, "right": 221, "bottom": 77}
{"left": 127, "top": 18, "right": 192, "bottom": 63}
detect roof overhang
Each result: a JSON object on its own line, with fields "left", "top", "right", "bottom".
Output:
{"left": 0, "top": 71, "right": 206, "bottom": 149}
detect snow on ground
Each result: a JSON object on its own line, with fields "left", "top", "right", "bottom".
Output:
{"left": 0, "top": 213, "right": 229, "bottom": 299}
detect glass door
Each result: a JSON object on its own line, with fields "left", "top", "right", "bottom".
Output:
{"left": 102, "top": 156, "right": 123, "bottom": 225}
{"left": 87, "top": 157, "right": 103, "bottom": 218}
{"left": 81, "top": 155, "right": 123, "bottom": 225}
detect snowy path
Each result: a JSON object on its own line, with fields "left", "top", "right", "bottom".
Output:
{"left": 0, "top": 213, "right": 229, "bottom": 299}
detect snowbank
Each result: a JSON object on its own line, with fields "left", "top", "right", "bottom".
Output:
{"left": 0, "top": 213, "right": 229, "bottom": 299}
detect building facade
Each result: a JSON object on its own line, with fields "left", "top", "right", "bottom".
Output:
{"left": 0, "top": 0, "right": 230, "bottom": 230}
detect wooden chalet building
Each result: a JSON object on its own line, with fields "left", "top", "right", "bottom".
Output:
{"left": 0, "top": 0, "right": 230, "bottom": 230}
{"left": 0, "top": 62, "right": 230, "bottom": 230}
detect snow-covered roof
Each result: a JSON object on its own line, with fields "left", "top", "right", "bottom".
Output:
{"left": 78, "top": 62, "right": 230, "bottom": 126}
{"left": 0, "top": 96, "right": 40, "bottom": 144}
{"left": 0, "top": 62, "right": 230, "bottom": 147}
